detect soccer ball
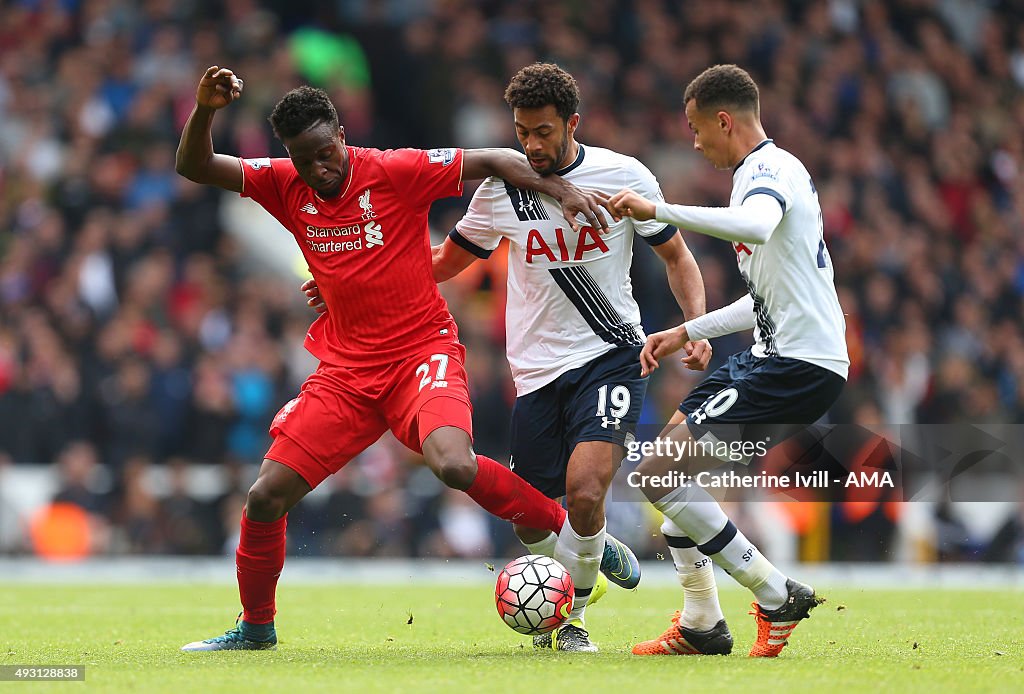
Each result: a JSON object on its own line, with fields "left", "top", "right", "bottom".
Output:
{"left": 494, "top": 554, "right": 574, "bottom": 635}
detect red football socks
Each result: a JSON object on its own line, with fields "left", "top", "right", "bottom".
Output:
{"left": 236, "top": 512, "right": 287, "bottom": 625}
{"left": 466, "top": 455, "right": 566, "bottom": 534}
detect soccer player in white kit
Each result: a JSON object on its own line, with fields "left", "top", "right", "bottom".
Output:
{"left": 434, "top": 63, "right": 711, "bottom": 652}
{"left": 610, "top": 64, "right": 849, "bottom": 657}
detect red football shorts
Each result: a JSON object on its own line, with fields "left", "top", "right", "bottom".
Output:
{"left": 265, "top": 340, "right": 473, "bottom": 488}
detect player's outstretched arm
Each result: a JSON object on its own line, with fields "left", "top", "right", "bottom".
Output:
{"left": 461, "top": 149, "right": 616, "bottom": 233}
{"left": 651, "top": 233, "right": 712, "bottom": 370}
{"left": 175, "top": 66, "right": 245, "bottom": 193}
{"left": 613, "top": 188, "right": 784, "bottom": 245}
{"left": 432, "top": 240, "right": 479, "bottom": 283}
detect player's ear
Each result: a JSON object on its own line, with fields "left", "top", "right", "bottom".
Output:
{"left": 567, "top": 113, "right": 581, "bottom": 135}
{"left": 337, "top": 126, "right": 346, "bottom": 144}
{"left": 717, "top": 111, "right": 732, "bottom": 133}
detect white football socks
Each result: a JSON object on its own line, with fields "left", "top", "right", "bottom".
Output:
{"left": 521, "top": 530, "right": 557, "bottom": 558}
{"left": 661, "top": 518, "right": 724, "bottom": 631}
{"left": 554, "top": 516, "right": 605, "bottom": 625}
{"left": 654, "top": 484, "right": 789, "bottom": 610}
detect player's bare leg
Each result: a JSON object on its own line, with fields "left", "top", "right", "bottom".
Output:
{"left": 421, "top": 425, "right": 566, "bottom": 535}
{"left": 245, "top": 458, "right": 314, "bottom": 521}
{"left": 182, "top": 459, "right": 311, "bottom": 651}
{"left": 420, "top": 425, "right": 479, "bottom": 490}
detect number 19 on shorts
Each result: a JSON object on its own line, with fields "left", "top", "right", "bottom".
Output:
{"left": 596, "top": 384, "right": 630, "bottom": 430}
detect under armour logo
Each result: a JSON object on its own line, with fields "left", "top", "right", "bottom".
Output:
{"left": 601, "top": 417, "right": 621, "bottom": 430}
{"left": 300, "top": 202, "right": 319, "bottom": 215}
{"left": 518, "top": 196, "right": 535, "bottom": 213}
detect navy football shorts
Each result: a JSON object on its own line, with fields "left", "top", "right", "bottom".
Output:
{"left": 509, "top": 346, "right": 647, "bottom": 498}
{"left": 679, "top": 349, "right": 845, "bottom": 464}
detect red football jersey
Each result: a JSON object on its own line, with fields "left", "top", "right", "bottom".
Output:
{"left": 239, "top": 147, "right": 465, "bottom": 366}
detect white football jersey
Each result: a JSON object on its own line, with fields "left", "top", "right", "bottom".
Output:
{"left": 730, "top": 140, "right": 849, "bottom": 378}
{"left": 453, "top": 145, "right": 676, "bottom": 396}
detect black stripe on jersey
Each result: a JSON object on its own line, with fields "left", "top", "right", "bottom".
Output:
{"left": 530, "top": 190, "right": 549, "bottom": 220}
{"left": 503, "top": 181, "right": 547, "bottom": 221}
{"left": 569, "top": 267, "right": 643, "bottom": 345}
{"left": 743, "top": 274, "right": 778, "bottom": 356}
{"left": 742, "top": 187, "right": 787, "bottom": 214}
{"left": 641, "top": 224, "right": 678, "bottom": 246}
{"left": 448, "top": 229, "right": 494, "bottom": 259}
{"left": 549, "top": 267, "right": 643, "bottom": 347}
{"left": 550, "top": 268, "right": 628, "bottom": 346}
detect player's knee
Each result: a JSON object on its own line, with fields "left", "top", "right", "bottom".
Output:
{"left": 429, "top": 451, "right": 477, "bottom": 491}
{"left": 566, "top": 489, "right": 605, "bottom": 535}
{"left": 245, "top": 481, "right": 289, "bottom": 522}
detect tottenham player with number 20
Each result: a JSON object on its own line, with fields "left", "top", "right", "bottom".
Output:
{"left": 433, "top": 63, "right": 710, "bottom": 652}
{"left": 174, "top": 65, "right": 613, "bottom": 652}
{"left": 610, "top": 64, "right": 849, "bottom": 658}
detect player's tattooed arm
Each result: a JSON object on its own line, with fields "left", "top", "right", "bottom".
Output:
{"left": 462, "top": 148, "right": 617, "bottom": 232}
{"left": 176, "top": 66, "right": 245, "bottom": 193}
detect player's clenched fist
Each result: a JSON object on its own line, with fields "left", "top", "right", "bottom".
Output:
{"left": 639, "top": 324, "right": 689, "bottom": 376}
{"left": 196, "top": 66, "right": 244, "bottom": 110}
{"left": 609, "top": 188, "right": 657, "bottom": 221}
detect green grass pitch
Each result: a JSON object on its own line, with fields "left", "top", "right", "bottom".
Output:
{"left": 2, "top": 582, "right": 1022, "bottom": 692}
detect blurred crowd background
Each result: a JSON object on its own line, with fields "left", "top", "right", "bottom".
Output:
{"left": 1, "top": 0, "right": 1023, "bottom": 565}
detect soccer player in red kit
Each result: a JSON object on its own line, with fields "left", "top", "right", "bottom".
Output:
{"left": 175, "top": 66, "right": 612, "bottom": 651}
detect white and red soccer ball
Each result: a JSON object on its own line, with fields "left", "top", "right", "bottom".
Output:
{"left": 494, "top": 554, "right": 574, "bottom": 635}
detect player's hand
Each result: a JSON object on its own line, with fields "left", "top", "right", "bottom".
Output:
{"left": 609, "top": 188, "right": 657, "bottom": 221}
{"left": 301, "top": 278, "right": 327, "bottom": 314}
{"left": 680, "top": 339, "right": 712, "bottom": 371}
{"left": 639, "top": 324, "right": 690, "bottom": 377}
{"left": 196, "top": 66, "right": 243, "bottom": 110}
{"left": 557, "top": 183, "right": 619, "bottom": 233}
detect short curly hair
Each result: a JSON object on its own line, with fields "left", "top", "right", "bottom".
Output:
{"left": 504, "top": 63, "right": 580, "bottom": 123}
{"left": 684, "top": 64, "right": 760, "bottom": 115}
{"left": 269, "top": 85, "right": 339, "bottom": 140}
